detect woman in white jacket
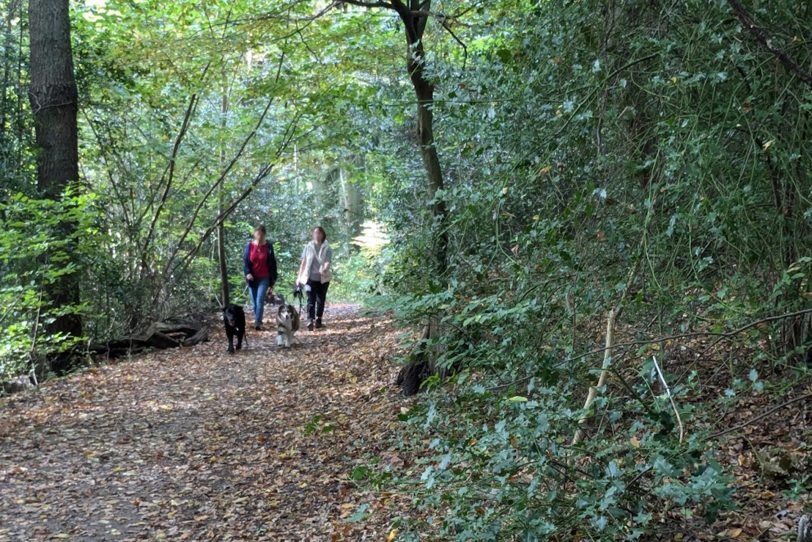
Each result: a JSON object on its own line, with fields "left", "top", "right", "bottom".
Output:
{"left": 297, "top": 226, "right": 333, "bottom": 330}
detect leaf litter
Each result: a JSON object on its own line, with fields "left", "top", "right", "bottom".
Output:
{"left": 2, "top": 305, "right": 810, "bottom": 541}
{"left": 0, "top": 305, "right": 414, "bottom": 541}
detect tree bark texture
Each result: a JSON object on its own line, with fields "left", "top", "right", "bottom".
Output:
{"left": 28, "top": 0, "right": 83, "bottom": 341}
{"left": 396, "top": 0, "right": 448, "bottom": 277}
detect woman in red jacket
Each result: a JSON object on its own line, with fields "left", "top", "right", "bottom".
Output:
{"left": 243, "top": 225, "right": 278, "bottom": 330}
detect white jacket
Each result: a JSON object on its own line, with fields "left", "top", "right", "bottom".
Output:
{"left": 298, "top": 241, "right": 332, "bottom": 284}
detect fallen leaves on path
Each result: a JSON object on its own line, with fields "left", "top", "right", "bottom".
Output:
{"left": 0, "top": 305, "right": 413, "bottom": 541}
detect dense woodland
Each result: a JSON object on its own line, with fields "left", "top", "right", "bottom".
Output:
{"left": 1, "top": 0, "right": 811, "bottom": 540}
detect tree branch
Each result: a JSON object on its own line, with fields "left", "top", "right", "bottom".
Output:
{"left": 727, "top": 0, "right": 812, "bottom": 88}
{"left": 440, "top": 19, "right": 467, "bottom": 69}
{"left": 81, "top": 110, "right": 134, "bottom": 230}
{"left": 140, "top": 93, "right": 199, "bottom": 262}
{"left": 339, "top": 0, "right": 395, "bottom": 9}
{"left": 563, "top": 307, "right": 812, "bottom": 366}
{"left": 171, "top": 111, "right": 302, "bottom": 279}
{"left": 167, "top": 95, "right": 275, "bottom": 266}
{"left": 710, "top": 392, "right": 812, "bottom": 438}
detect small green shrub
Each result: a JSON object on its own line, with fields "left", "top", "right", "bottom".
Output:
{"left": 0, "top": 189, "right": 103, "bottom": 381}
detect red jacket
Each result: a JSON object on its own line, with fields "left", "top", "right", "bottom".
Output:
{"left": 243, "top": 241, "right": 277, "bottom": 284}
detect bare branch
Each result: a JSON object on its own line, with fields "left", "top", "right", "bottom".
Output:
{"left": 81, "top": 110, "right": 133, "bottom": 230}
{"left": 168, "top": 95, "right": 275, "bottom": 263}
{"left": 711, "top": 392, "right": 812, "bottom": 438}
{"left": 147, "top": 52, "right": 289, "bottom": 316}
{"left": 140, "top": 92, "right": 198, "bottom": 260}
{"left": 563, "top": 307, "right": 812, "bottom": 366}
{"left": 171, "top": 111, "right": 302, "bottom": 279}
{"left": 652, "top": 356, "right": 684, "bottom": 443}
{"left": 138, "top": 61, "right": 211, "bottom": 263}
{"left": 727, "top": 0, "right": 812, "bottom": 88}
{"left": 339, "top": 0, "right": 395, "bottom": 9}
{"left": 440, "top": 19, "right": 467, "bottom": 69}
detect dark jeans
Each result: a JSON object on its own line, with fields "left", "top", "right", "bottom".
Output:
{"left": 307, "top": 280, "right": 330, "bottom": 320}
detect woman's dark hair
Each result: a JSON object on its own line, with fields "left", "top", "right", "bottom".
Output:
{"left": 255, "top": 225, "right": 266, "bottom": 235}
{"left": 313, "top": 226, "right": 327, "bottom": 241}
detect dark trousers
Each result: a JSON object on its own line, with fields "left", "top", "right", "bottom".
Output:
{"left": 307, "top": 280, "right": 330, "bottom": 320}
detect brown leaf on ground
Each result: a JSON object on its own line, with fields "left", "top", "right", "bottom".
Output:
{"left": 0, "top": 305, "right": 414, "bottom": 541}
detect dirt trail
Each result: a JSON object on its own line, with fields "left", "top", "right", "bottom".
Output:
{"left": 0, "top": 305, "right": 411, "bottom": 541}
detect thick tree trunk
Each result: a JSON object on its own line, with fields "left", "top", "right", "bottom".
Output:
{"left": 398, "top": 1, "right": 449, "bottom": 394}
{"left": 28, "top": 0, "right": 83, "bottom": 341}
{"left": 399, "top": 1, "right": 447, "bottom": 276}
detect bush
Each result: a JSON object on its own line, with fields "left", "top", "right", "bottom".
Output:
{"left": 0, "top": 189, "right": 103, "bottom": 381}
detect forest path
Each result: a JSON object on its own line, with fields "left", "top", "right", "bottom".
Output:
{"left": 0, "top": 305, "right": 411, "bottom": 541}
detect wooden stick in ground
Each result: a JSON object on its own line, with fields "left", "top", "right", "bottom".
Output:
{"left": 572, "top": 308, "right": 616, "bottom": 446}
{"left": 652, "top": 355, "right": 684, "bottom": 443}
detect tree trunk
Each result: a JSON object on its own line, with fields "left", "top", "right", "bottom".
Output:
{"left": 28, "top": 0, "right": 83, "bottom": 342}
{"left": 0, "top": 0, "right": 13, "bottom": 149}
{"left": 0, "top": 0, "right": 22, "bottom": 157}
{"left": 218, "top": 91, "right": 230, "bottom": 306}
{"left": 339, "top": 167, "right": 364, "bottom": 238}
{"left": 399, "top": 0, "right": 448, "bottom": 276}
{"left": 342, "top": 0, "right": 449, "bottom": 395}
{"left": 412, "top": 78, "right": 447, "bottom": 275}
{"left": 217, "top": 202, "right": 229, "bottom": 305}
{"left": 313, "top": 165, "right": 336, "bottom": 222}
{"left": 346, "top": 0, "right": 447, "bottom": 275}
{"left": 396, "top": 1, "right": 448, "bottom": 394}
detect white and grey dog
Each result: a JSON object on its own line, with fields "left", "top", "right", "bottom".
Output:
{"left": 276, "top": 301, "right": 300, "bottom": 348}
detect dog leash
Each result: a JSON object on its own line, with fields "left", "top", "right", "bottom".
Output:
{"left": 293, "top": 283, "right": 305, "bottom": 316}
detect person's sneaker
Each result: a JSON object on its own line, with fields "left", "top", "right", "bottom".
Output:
{"left": 307, "top": 319, "right": 315, "bottom": 331}
{"left": 315, "top": 318, "right": 323, "bottom": 329}
{"left": 255, "top": 325, "right": 262, "bottom": 331}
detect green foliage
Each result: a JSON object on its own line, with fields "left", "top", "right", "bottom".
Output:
{"left": 1, "top": 0, "right": 810, "bottom": 536}
{"left": 358, "top": 0, "right": 810, "bottom": 537}
{"left": 0, "top": 189, "right": 103, "bottom": 380}
{"left": 395, "top": 381, "right": 735, "bottom": 540}
{"left": 329, "top": 250, "right": 378, "bottom": 303}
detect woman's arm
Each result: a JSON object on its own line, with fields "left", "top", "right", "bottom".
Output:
{"left": 297, "top": 257, "right": 306, "bottom": 282}
{"left": 320, "top": 246, "right": 332, "bottom": 272}
{"left": 243, "top": 242, "right": 253, "bottom": 280}
{"left": 297, "top": 245, "right": 308, "bottom": 284}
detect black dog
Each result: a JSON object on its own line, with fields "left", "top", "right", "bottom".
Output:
{"left": 222, "top": 304, "right": 246, "bottom": 353}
